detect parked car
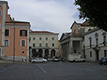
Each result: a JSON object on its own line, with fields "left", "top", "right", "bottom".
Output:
{"left": 31, "top": 58, "right": 47, "bottom": 63}
{"left": 52, "top": 57, "right": 59, "bottom": 62}
{"left": 99, "top": 57, "right": 107, "bottom": 65}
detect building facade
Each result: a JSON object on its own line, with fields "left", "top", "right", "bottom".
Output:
{"left": 0, "top": 1, "right": 30, "bottom": 62}
{"left": 60, "top": 21, "right": 96, "bottom": 61}
{"left": 84, "top": 28, "right": 107, "bottom": 61}
{"left": 0, "top": 1, "right": 8, "bottom": 58}
{"left": 29, "top": 31, "right": 59, "bottom": 59}
{"left": 4, "top": 21, "right": 30, "bottom": 61}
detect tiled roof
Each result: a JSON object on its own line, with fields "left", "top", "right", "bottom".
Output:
{"left": 70, "top": 21, "right": 90, "bottom": 29}
{"left": 76, "top": 22, "right": 90, "bottom": 26}
{"left": 72, "top": 33, "right": 82, "bottom": 36}
{"left": 30, "top": 31, "right": 55, "bottom": 34}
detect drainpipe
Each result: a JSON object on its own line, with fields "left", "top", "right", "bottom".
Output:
{"left": 13, "top": 20, "right": 15, "bottom": 64}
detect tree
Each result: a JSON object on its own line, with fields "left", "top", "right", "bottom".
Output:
{"left": 74, "top": 0, "right": 107, "bottom": 31}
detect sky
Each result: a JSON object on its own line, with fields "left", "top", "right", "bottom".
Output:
{"left": 4, "top": 0, "right": 84, "bottom": 39}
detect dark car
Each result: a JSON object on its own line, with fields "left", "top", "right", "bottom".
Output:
{"left": 99, "top": 57, "right": 107, "bottom": 65}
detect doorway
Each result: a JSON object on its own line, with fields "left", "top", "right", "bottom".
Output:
{"left": 96, "top": 51, "right": 99, "bottom": 61}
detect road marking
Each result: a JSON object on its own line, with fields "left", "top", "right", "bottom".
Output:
{"left": 0, "top": 64, "right": 16, "bottom": 73}
{"left": 37, "top": 64, "right": 46, "bottom": 73}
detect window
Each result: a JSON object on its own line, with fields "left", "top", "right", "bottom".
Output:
{"left": 22, "top": 51, "right": 24, "bottom": 54}
{"left": 5, "top": 29, "right": 9, "bottom": 36}
{"left": 33, "top": 37, "right": 35, "bottom": 40}
{"left": 103, "top": 36, "right": 106, "bottom": 46}
{"left": 46, "top": 43, "right": 48, "bottom": 47}
{"left": 104, "top": 50, "right": 107, "bottom": 57}
{"left": 21, "top": 40, "right": 26, "bottom": 46}
{"left": 33, "top": 43, "right": 35, "bottom": 47}
{"left": 39, "top": 37, "right": 42, "bottom": 40}
{"left": 20, "top": 30, "right": 27, "bottom": 36}
{"left": 89, "top": 37, "right": 92, "bottom": 48}
{"left": 39, "top": 43, "right": 42, "bottom": 47}
{"left": 52, "top": 43, "right": 54, "bottom": 47}
{"left": 96, "top": 38, "right": 98, "bottom": 47}
{"left": 90, "top": 51, "right": 92, "bottom": 57}
{"left": 52, "top": 37, "right": 54, "bottom": 40}
{"left": 46, "top": 37, "right": 48, "bottom": 40}
{"left": 5, "top": 40, "right": 9, "bottom": 46}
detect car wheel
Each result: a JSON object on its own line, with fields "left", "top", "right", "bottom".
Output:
{"left": 83, "top": 60, "right": 85, "bottom": 62}
{"left": 32, "top": 61, "right": 35, "bottom": 63}
{"left": 104, "top": 62, "right": 107, "bottom": 65}
{"left": 100, "top": 63, "right": 102, "bottom": 65}
{"left": 42, "top": 61, "right": 45, "bottom": 63}
{"left": 73, "top": 60, "right": 75, "bottom": 62}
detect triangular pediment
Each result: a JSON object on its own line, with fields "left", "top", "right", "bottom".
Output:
{"left": 60, "top": 33, "right": 71, "bottom": 41}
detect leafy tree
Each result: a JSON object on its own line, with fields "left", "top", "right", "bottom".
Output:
{"left": 74, "top": 0, "right": 107, "bottom": 31}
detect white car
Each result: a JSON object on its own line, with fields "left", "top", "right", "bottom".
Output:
{"left": 31, "top": 58, "right": 47, "bottom": 63}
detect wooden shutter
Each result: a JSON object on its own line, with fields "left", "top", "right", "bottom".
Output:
{"left": 25, "top": 30, "right": 27, "bottom": 36}
{"left": 20, "top": 30, "right": 22, "bottom": 36}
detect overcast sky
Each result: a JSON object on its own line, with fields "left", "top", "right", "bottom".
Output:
{"left": 5, "top": 0, "right": 84, "bottom": 39}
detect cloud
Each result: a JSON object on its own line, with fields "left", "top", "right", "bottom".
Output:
{"left": 6, "top": 0, "right": 84, "bottom": 39}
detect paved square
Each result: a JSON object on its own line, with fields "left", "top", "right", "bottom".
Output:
{"left": 0, "top": 62, "right": 107, "bottom": 80}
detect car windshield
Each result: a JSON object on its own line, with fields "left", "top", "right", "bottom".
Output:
{"left": 39, "top": 58, "right": 43, "bottom": 60}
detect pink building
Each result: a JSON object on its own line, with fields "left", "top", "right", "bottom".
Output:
{"left": 0, "top": 1, "right": 30, "bottom": 62}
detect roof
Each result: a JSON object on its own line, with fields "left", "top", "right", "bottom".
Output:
{"left": 5, "top": 21, "right": 31, "bottom": 26}
{"left": 5, "top": 21, "right": 30, "bottom": 24}
{"left": 59, "top": 32, "right": 71, "bottom": 41}
{"left": 79, "top": 23, "right": 90, "bottom": 26}
{"left": 72, "top": 33, "right": 82, "bottom": 37}
{"left": 30, "top": 31, "right": 58, "bottom": 34}
{"left": 70, "top": 21, "right": 90, "bottom": 29}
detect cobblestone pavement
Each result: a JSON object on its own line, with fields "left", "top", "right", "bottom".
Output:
{"left": 0, "top": 62, "right": 107, "bottom": 80}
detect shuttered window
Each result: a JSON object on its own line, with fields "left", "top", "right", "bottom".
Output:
{"left": 5, "top": 29, "right": 9, "bottom": 36}
{"left": 20, "top": 30, "right": 27, "bottom": 36}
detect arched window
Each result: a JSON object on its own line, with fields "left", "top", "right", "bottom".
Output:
{"left": 95, "top": 33, "right": 98, "bottom": 47}
{"left": 89, "top": 37, "right": 92, "bottom": 48}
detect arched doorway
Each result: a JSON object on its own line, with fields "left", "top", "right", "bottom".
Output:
{"left": 51, "top": 49, "right": 55, "bottom": 57}
{"left": 38, "top": 49, "right": 43, "bottom": 57}
{"left": 45, "top": 49, "right": 49, "bottom": 58}
{"left": 32, "top": 49, "right": 36, "bottom": 57}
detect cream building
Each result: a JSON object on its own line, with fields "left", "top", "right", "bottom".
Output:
{"left": 29, "top": 31, "right": 59, "bottom": 59}
{"left": 60, "top": 21, "right": 96, "bottom": 61}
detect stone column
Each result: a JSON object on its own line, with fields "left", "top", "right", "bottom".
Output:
{"left": 42, "top": 49, "right": 45, "bottom": 57}
{"left": 29, "top": 49, "right": 32, "bottom": 59}
{"left": 36, "top": 49, "right": 38, "bottom": 52}
{"left": 55, "top": 49, "right": 58, "bottom": 57}
{"left": 80, "top": 40, "right": 83, "bottom": 55}
{"left": 69, "top": 40, "right": 73, "bottom": 54}
{"left": 49, "top": 49, "right": 51, "bottom": 57}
